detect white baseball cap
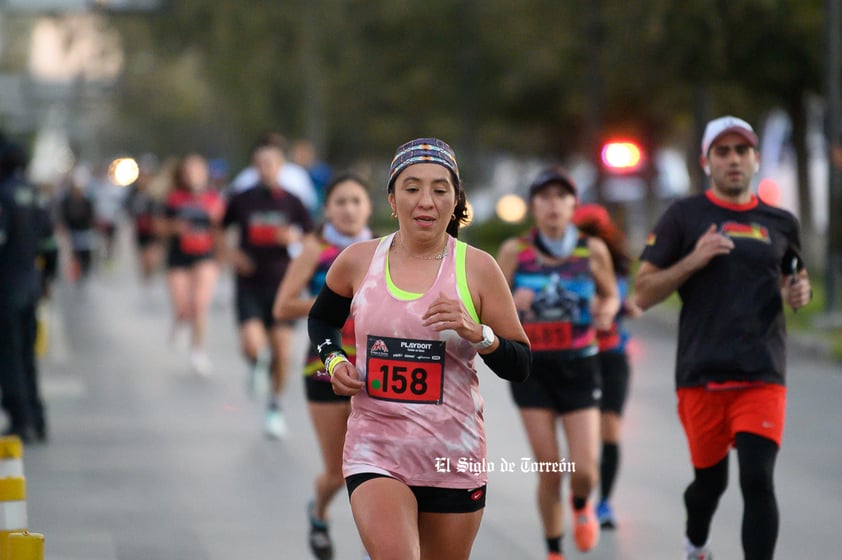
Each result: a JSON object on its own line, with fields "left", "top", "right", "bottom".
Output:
{"left": 701, "top": 115, "right": 759, "bottom": 156}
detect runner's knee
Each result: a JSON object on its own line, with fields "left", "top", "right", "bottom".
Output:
{"left": 538, "top": 470, "right": 563, "bottom": 493}
{"left": 736, "top": 432, "right": 777, "bottom": 498}
{"left": 688, "top": 456, "right": 728, "bottom": 500}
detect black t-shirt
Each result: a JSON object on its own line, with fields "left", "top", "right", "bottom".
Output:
{"left": 222, "top": 184, "right": 314, "bottom": 291}
{"left": 0, "top": 176, "right": 41, "bottom": 310}
{"left": 640, "top": 191, "right": 802, "bottom": 388}
{"left": 60, "top": 193, "right": 95, "bottom": 232}
{"left": 125, "top": 184, "right": 162, "bottom": 236}
{"left": 165, "top": 189, "right": 224, "bottom": 261}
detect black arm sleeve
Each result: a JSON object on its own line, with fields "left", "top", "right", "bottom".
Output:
{"left": 479, "top": 336, "right": 532, "bottom": 383}
{"left": 307, "top": 283, "right": 353, "bottom": 362}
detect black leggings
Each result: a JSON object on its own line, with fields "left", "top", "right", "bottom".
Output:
{"left": 684, "top": 432, "right": 779, "bottom": 560}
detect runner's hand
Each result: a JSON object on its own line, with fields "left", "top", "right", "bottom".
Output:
{"left": 592, "top": 298, "right": 616, "bottom": 331}
{"left": 785, "top": 275, "right": 812, "bottom": 310}
{"left": 232, "top": 250, "right": 256, "bottom": 276}
{"left": 275, "top": 225, "right": 302, "bottom": 246}
{"left": 331, "top": 361, "right": 363, "bottom": 396}
{"left": 422, "top": 292, "right": 483, "bottom": 344}
{"left": 624, "top": 298, "right": 644, "bottom": 319}
{"left": 512, "top": 288, "right": 535, "bottom": 318}
{"left": 691, "top": 224, "right": 734, "bottom": 269}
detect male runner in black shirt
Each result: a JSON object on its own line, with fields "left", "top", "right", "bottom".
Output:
{"left": 634, "top": 116, "right": 812, "bottom": 560}
{"left": 221, "top": 139, "right": 315, "bottom": 439}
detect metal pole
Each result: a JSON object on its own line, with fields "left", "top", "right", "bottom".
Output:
{"left": 585, "top": 0, "right": 605, "bottom": 204}
{"left": 825, "top": 0, "right": 841, "bottom": 312}
{"left": 457, "top": 0, "right": 478, "bottom": 183}
{"left": 300, "top": 0, "right": 325, "bottom": 155}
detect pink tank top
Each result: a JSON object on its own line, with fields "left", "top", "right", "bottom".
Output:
{"left": 344, "top": 233, "right": 487, "bottom": 488}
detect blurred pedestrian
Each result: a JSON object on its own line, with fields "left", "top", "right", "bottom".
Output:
{"left": 307, "top": 138, "right": 531, "bottom": 560}
{"left": 496, "top": 167, "right": 620, "bottom": 559}
{"left": 230, "top": 132, "right": 318, "bottom": 214}
{"left": 572, "top": 203, "right": 640, "bottom": 530}
{"left": 273, "top": 172, "right": 373, "bottom": 560}
{"left": 124, "top": 154, "right": 164, "bottom": 286}
{"left": 161, "top": 154, "right": 225, "bottom": 376}
{"left": 290, "top": 139, "right": 333, "bottom": 211}
{"left": 221, "top": 138, "right": 315, "bottom": 438}
{"left": 634, "top": 115, "right": 812, "bottom": 560}
{"left": 57, "top": 171, "right": 97, "bottom": 283}
{"left": 90, "top": 163, "right": 126, "bottom": 268}
{"left": 0, "top": 135, "right": 50, "bottom": 442}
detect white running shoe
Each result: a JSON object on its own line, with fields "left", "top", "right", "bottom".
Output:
{"left": 247, "top": 349, "right": 271, "bottom": 399}
{"left": 190, "top": 349, "right": 213, "bottom": 377}
{"left": 684, "top": 537, "right": 713, "bottom": 560}
{"left": 264, "top": 409, "right": 288, "bottom": 440}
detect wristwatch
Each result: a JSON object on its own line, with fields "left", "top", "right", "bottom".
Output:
{"left": 473, "top": 324, "right": 495, "bottom": 350}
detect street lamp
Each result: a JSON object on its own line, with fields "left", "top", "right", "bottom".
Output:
{"left": 601, "top": 139, "right": 644, "bottom": 174}
{"left": 496, "top": 194, "right": 527, "bottom": 223}
{"left": 108, "top": 156, "right": 138, "bottom": 186}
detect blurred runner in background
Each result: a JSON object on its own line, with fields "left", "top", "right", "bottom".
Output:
{"left": 90, "top": 164, "right": 126, "bottom": 268}
{"left": 161, "top": 154, "right": 225, "bottom": 376}
{"left": 124, "top": 154, "right": 164, "bottom": 288}
{"left": 229, "top": 132, "right": 318, "bottom": 215}
{"left": 58, "top": 170, "right": 97, "bottom": 284}
{"left": 572, "top": 203, "right": 640, "bottom": 531}
{"left": 274, "top": 172, "right": 373, "bottom": 560}
{"left": 221, "top": 137, "right": 315, "bottom": 439}
{"left": 497, "top": 167, "right": 619, "bottom": 559}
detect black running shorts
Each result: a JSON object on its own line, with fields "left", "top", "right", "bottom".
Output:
{"left": 510, "top": 354, "right": 602, "bottom": 414}
{"left": 235, "top": 284, "right": 294, "bottom": 329}
{"left": 345, "top": 473, "right": 486, "bottom": 513}
{"left": 598, "top": 350, "right": 630, "bottom": 415}
{"left": 305, "top": 375, "right": 350, "bottom": 403}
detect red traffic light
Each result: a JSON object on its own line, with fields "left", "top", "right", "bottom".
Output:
{"left": 601, "top": 140, "right": 643, "bottom": 173}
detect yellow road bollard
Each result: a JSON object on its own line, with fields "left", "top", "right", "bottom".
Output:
{"left": 0, "top": 478, "right": 27, "bottom": 560}
{"left": 0, "top": 438, "right": 23, "bottom": 478}
{"left": 6, "top": 531, "right": 43, "bottom": 560}
{"left": 34, "top": 303, "right": 49, "bottom": 359}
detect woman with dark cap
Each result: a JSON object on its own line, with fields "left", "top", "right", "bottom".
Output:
{"left": 307, "top": 138, "right": 531, "bottom": 560}
{"left": 497, "top": 167, "right": 619, "bottom": 559}
{"left": 572, "top": 203, "right": 641, "bottom": 530}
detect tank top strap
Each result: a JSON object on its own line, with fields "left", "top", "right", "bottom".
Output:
{"left": 453, "top": 238, "right": 479, "bottom": 323}
{"left": 572, "top": 232, "right": 591, "bottom": 257}
{"left": 375, "top": 233, "right": 396, "bottom": 259}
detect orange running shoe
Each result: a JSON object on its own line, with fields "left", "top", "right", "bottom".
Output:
{"left": 572, "top": 499, "right": 600, "bottom": 552}
{"left": 546, "top": 553, "right": 565, "bottom": 560}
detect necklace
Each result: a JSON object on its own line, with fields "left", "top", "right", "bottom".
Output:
{"left": 391, "top": 233, "right": 448, "bottom": 260}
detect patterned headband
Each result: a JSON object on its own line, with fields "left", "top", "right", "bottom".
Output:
{"left": 387, "top": 138, "right": 460, "bottom": 190}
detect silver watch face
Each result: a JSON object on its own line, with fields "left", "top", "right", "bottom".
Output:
{"left": 477, "top": 325, "right": 493, "bottom": 348}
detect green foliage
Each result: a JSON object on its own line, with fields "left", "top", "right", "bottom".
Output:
{"left": 103, "top": 0, "right": 828, "bottom": 170}
{"left": 461, "top": 218, "right": 531, "bottom": 254}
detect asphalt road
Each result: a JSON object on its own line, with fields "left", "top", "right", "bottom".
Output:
{"left": 20, "top": 232, "right": 842, "bottom": 559}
